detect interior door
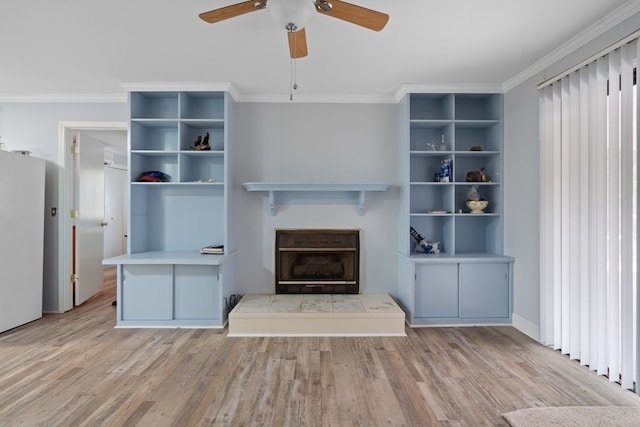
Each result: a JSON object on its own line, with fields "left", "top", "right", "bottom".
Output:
{"left": 103, "top": 166, "right": 127, "bottom": 258}
{"left": 74, "top": 133, "right": 106, "bottom": 305}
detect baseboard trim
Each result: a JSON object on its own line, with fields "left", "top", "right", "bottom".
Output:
{"left": 512, "top": 313, "right": 540, "bottom": 342}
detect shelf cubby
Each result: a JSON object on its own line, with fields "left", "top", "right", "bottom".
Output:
{"left": 131, "top": 92, "right": 179, "bottom": 119}
{"left": 454, "top": 183, "right": 499, "bottom": 214}
{"left": 454, "top": 215, "right": 502, "bottom": 254}
{"left": 130, "top": 121, "right": 179, "bottom": 151}
{"left": 409, "top": 94, "right": 454, "bottom": 120}
{"left": 453, "top": 154, "right": 500, "bottom": 183}
{"left": 410, "top": 183, "right": 453, "bottom": 214}
{"left": 409, "top": 215, "right": 454, "bottom": 255}
{"left": 409, "top": 122, "right": 453, "bottom": 151}
{"left": 128, "top": 184, "right": 224, "bottom": 254}
{"left": 179, "top": 122, "right": 225, "bottom": 151}
{"left": 409, "top": 154, "right": 453, "bottom": 182}
{"left": 130, "top": 152, "right": 178, "bottom": 183}
{"left": 454, "top": 94, "right": 502, "bottom": 121}
{"left": 180, "top": 152, "right": 225, "bottom": 183}
{"left": 180, "top": 92, "right": 225, "bottom": 120}
{"left": 454, "top": 122, "right": 502, "bottom": 151}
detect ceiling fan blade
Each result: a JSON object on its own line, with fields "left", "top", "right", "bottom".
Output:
{"left": 315, "top": 0, "right": 388, "bottom": 31}
{"left": 288, "top": 28, "right": 308, "bottom": 58}
{"left": 199, "top": 1, "right": 265, "bottom": 24}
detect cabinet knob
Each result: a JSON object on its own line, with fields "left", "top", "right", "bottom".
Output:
{"left": 100, "top": 221, "right": 109, "bottom": 227}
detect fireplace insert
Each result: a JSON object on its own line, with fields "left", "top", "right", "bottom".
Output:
{"left": 275, "top": 229, "right": 360, "bottom": 294}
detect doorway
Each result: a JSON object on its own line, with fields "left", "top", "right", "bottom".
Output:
{"left": 58, "top": 122, "right": 127, "bottom": 312}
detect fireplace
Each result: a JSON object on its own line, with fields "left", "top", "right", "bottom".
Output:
{"left": 275, "top": 229, "right": 360, "bottom": 294}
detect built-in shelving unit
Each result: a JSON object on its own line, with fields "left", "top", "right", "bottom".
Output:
{"left": 396, "top": 93, "right": 514, "bottom": 326}
{"left": 103, "top": 90, "right": 236, "bottom": 328}
{"left": 243, "top": 182, "right": 390, "bottom": 215}
{"left": 400, "top": 93, "right": 504, "bottom": 256}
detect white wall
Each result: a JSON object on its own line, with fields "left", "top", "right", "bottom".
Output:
{"left": 504, "top": 10, "right": 640, "bottom": 340}
{"left": 504, "top": 82, "right": 541, "bottom": 337}
{"left": 233, "top": 102, "right": 399, "bottom": 294}
{"left": 0, "top": 102, "right": 127, "bottom": 311}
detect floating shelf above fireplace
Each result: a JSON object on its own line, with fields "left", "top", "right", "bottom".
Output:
{"left": 242, "top": 182, "right": 390, "bottom": 216}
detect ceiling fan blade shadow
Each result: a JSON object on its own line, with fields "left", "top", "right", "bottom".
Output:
{"left": 199, "top": 0, "right": 265, "bottom": 24}
{"left": 315, "top": 0, "right": 388, "bottom": 31}
{"left": 288, "top": 28, "right": 308, "bottom": 58}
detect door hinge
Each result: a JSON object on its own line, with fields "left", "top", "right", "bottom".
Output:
{"left": 71, "top": 209, "right": 79, "bottom": 218}
{"left": 71, "top": 274, "right": 79, "bottom": 283}
{"left": 71, "top": 141, "right": 77, "bottom": 158}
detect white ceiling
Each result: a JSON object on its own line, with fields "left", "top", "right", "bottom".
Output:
{"left": 0, "top": 0, "right": 637, "bottom": 102}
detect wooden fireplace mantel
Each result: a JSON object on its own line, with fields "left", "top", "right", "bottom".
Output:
{"left": 242, "top": 182, "right": 390, "bottom": 216}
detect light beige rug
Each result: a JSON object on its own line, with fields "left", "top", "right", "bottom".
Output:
{"left": 503, "top": 406, "right": 640, "bottom": 426}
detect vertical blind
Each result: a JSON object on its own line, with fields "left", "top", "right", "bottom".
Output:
{"left": 539, "top": 39, "right": 638, "bottom": 391}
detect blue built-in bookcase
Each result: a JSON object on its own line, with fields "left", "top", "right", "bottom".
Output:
{"left": 103, "top": 89, "right": 236, "bottom": 328}
{"left": 395, "top": 93, "right": 515, "bottom": 326}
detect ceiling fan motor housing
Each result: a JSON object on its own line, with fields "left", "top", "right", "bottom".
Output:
{"left": 268, "top": 0, "right": 315, "bottom": 30}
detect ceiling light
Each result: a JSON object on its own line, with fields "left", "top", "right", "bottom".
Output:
{"left": 268, "top": 0, "right": 315, "bottom": 31}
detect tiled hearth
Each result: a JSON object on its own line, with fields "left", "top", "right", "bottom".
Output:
{"left": 228, "top": 294, "right": 406, "bottom": 337}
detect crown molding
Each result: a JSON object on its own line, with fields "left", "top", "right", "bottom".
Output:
{"left": 235, "top": 92, "right": 397, "bottom": 104}
{"left": 119, "top": 83, "right": 397, "bottom": 103}
{"left": 120, "top": 81, "right": 239, "bottom": 100}
{"left": 0, "top": 93, "right": 126, "bottom": 103}
{"left": 502, "top": 0, "right": 640, "bottom": 92}
{"left": 394, "top": 83, "right": 505, "bottom": 102}
{"left": 0, "top": 87, "right": 396, "bottom": 104}
{"left": 0, "top": 85, "right": 502, "bottom": 105}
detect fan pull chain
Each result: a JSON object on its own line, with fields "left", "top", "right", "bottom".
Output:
{"left": 290, "top": 58, "right": 298, "bottom": 101}
{"left": 290, "top": 56, "right": 294, "bottom": 101}
{"left": 288, "top": 24, "right": 298, "bottom": 101}
{"left": 290, "top": 59, "right": 296, "bottom": 100}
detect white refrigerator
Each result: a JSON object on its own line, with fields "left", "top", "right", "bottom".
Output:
{"left": 0, "top": 150, "right": 45, "bottom": 333}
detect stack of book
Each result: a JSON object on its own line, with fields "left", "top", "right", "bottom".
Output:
{"left": 201, "top": 244, "right": 224, "bottom": 254}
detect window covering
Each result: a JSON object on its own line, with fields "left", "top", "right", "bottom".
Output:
{"left": 539, "top": 38, "right": 638, "bottom": 392}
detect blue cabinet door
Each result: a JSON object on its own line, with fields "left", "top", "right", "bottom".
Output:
{"left": 460, "top": 263, "right": 509, "bottom": 318}
{"left": 415, "top": 264, "right": 459, "bottom": 318}
{"left": 122, "top": 265, "right": 173, "bottom": 320}
{"left": 174, "top": 265, "right": 220, "bottom": 320}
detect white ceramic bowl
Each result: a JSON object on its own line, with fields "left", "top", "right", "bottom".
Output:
{"left": 466, "top": 200, "right": 488, "bottom": 214}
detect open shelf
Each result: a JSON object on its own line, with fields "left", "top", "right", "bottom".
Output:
{"left": 243, "top": 182, "right": 390, "bottom": 216}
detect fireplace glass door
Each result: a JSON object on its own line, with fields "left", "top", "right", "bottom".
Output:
{"left": 275, "top": 229, "right": 360, "bottom": 294}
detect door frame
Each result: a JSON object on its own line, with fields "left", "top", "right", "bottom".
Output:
{"left": 57, "top": 121, "right": 127, "bottom": 312}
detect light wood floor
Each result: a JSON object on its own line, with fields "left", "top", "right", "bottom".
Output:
{"left": 0, "top": 267, "right": 638, "bottom": 426}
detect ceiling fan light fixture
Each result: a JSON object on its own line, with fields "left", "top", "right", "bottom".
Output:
{"left": 268, "top": 0, "right": 315, "bottom": 30}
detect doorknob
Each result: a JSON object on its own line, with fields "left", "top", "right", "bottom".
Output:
{"left": 100, "top": 221, "right": 109, "bottom": 227}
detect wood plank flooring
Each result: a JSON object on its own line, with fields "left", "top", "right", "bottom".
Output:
{"left": 0, "top": 266, "right": 638, "bottom": 426}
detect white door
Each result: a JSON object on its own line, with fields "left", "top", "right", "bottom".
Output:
{"left": 103, "top": 166, "right": 127, "bottom": 258}
{"left": 74, "top": 133, "right": 106, "bottom": 305}
{"left": 0, "top": 151, "right": 45, "bottom": 332}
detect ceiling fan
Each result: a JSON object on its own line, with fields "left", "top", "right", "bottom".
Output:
{"left": 199, "top": 0, "right": 389, "bottom": 58}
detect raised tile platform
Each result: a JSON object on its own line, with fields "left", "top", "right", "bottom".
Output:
{"left": 228, "top": 294, "right": 406, "bottom": 337}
